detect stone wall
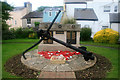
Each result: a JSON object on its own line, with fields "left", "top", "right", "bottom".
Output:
{"left": 39, "top": 23, "right": 81, "bottom": 31}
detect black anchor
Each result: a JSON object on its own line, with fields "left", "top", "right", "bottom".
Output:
{"left": 22, "top": 10, "right": 94, "bottom": 61}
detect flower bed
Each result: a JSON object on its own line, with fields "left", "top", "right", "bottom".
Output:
{"left": 38, "top": 51, "right": 81, "bottom": 60}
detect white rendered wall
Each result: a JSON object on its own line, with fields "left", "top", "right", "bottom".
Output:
{"left": 111, "top": 23, "right": 119, "bottom": 32}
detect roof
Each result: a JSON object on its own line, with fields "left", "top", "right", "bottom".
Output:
{"left": 74, "top": 8, "right": 98, "bottom": 21}
{"left": 44, "top": 7, "right": 63, "bottom": 12}
{"left": 13, "top": 7, "right": 25, "bottom": 11}
{"left": 22, "top": 11, "right": 43, "bottom": 19}
{"left": 109, "top": 13, "right": 120, "bottom": 23}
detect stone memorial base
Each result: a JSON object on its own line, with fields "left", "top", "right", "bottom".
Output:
{"left": 38, "top": 44, "right": 80, "bottom": 51}
{"left": 21, "top": 49, "right": 97, "bottom": 72}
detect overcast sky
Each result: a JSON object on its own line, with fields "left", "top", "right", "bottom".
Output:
{"left": 1, "top": 0, "right": 118, "bottom": 11}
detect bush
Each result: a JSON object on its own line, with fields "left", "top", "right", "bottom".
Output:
{"left": 2, "top": 25, "right": 38, "bottom": 40}
{"left": 2, "top": 23, "right": 15, "bottom": 40}
{"left": 14, "top": 27, "right": 35, "bottom": 39}
{"left": 80, "top": 27, "right": 92, "bottom": 41}
{"left": 2, "top": 30, "right": 16, "bottom": 40}
{"left": 28, "top": 33, "right": 38, "bottom": 39}
{"left": 63, "top": 18, "right": 76, "bottom": 24}
{"left": 34, "top": 22, "right": 40, "bottom": 27}
{"left": 93, "top": 28, "right": 119, "bottom": 44}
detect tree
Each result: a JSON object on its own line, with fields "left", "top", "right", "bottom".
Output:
{"left": 2, "top": 2, "right": 13, "bottom": 21}
{"left": 36, "top": 6, "right": 63, "bottom": 12}
{"left": 1, "top": 1, "right": 14, "bottom": 40}
{"left": 37, "top": 6, "right": 49, "bottom": 12}
{"left": 1, "top": 1, "right": 13, "bottom": 30}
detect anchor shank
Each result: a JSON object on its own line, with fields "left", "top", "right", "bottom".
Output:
{"left": 49, "top": 36, "right": 88, "bottom": 55}
{"left": 47, "top": 10, "right": 61, "bottom": 33}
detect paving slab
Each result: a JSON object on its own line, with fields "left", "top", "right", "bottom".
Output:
{"left": 38, "top": 71, "right": 76, "bottom": 78}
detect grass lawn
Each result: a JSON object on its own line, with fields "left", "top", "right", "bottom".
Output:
{"left": 2, "top": 39, "right": 39, "bottom": 43}
{"left": 2, "top": 39, "right": 119, "bottom": 78}
{"left": 2, "top": 43, "right": 38, "bottom": 78}
{"left": 80, "top": 40, "right": 119, "bottom": 48}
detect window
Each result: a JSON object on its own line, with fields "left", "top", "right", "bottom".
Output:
{"left": 43, "top": 31, "right": 53, "bottom": 44}
{"left": 27, "top": 18, "right": 31, "bottom": 24}
{"left": 15, "top": 20, "right": 17, "bottom": 25}
{"left": 49, "top": 11, "right": 52, "bottom": 17}
{"left": 104, "top": 6, "right": 110, "bottom": 12}
{"left": 56, "top": 11, "right": 58, "bottom": 15}
{"left": 114, "top": 6, "right": 118, "bottom": 12}
{"left": 56, "top": 31, "right": 64, "bottom": 34}
{"left": 102, "top": 26, "right": 108, "bottom": 29}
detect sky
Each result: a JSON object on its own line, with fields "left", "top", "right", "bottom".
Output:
{"left": 1, "top": 0, "right": 119, "bottom": 11}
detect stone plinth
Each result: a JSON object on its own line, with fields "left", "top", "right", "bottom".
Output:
{"left": 21, "top": 49, "right": 97, "bottom": 72}
{"left": 38, "top": 44, "right": 80, "bottom": 51}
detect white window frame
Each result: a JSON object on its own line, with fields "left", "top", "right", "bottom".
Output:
{"left": 27, "top": 18, "right": 31, "bottom": 24}
{"left": 104, "top": 6, "right": 110, "bottom": 12}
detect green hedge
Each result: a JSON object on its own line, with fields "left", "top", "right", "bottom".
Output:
{"left": 80, "top": 27, "right": 92, "bottom": 41}
{"left": 2, "top": 27, "right": 38, "bottom": 40}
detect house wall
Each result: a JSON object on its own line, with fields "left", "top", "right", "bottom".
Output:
{"left": 53, "top": 31, "right": 67, "bottom": 44}
{"left": 111, "top": 23, "right": 119, "bottom": 32}
{"left": 22, "top": 18, "right": 43, "bottom": 27}
{"left": 31, "top": 18, "right": 43, "bottom": 27}
{"left": 76, "top": 20, "right": 101, "bottom": 37}
{"left": 43, "top": 11, "right": 63, "bottom": 23}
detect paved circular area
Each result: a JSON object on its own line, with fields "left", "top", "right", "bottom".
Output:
{"left": 21, "top": 49, "right": 96, "bottom": 72}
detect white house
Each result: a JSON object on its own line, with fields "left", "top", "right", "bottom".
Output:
{"left": 64, "top": 0, "right": 119, "bottom": 37}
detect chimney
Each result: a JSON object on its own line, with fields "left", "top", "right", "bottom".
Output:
{"left": 24, "top": 2, "right": 32, "bottom": 13}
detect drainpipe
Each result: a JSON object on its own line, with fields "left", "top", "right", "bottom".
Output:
{"left": 110, "top": 23, "right": 111, "bottom": 28}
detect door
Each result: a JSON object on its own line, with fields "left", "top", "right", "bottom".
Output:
{"left": 67, "top": 31, "right": 76, "bottom": 44}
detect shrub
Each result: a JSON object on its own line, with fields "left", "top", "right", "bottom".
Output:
{"left": 63, "top": 18, "right": 76, "bottom": 24}
{"left": 80, "top": 27, "right": 92, "bottom": 41}
{"left": 2, "top": 23, "right": 15, "bottom": 40}
{"left": 14, "top": 27, "right": 35, "bottom": 39}
{"left": 93, "top": 28, "right": 119, "bottom": 44}
{"left": 2, "top": 30, "right": 15, "bottom": 40}
{"left": 34, "top": 22, "right": 40, "bottom": 27}
{"left": 28, "top": 33, "right": 38, "bottom": 39}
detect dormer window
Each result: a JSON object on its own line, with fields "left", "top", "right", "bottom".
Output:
{"left": 104, "top": 6, "right": 110, "bottom": 12}
{"left": 114, "top": 6, "right": 118, "bottom": 12}
{"left": 49, "top": 11, "right": 52, "bottom": 17}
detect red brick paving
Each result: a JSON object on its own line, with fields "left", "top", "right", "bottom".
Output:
{"left": 38, "top": 71, "right": 76, "bottom": 78}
